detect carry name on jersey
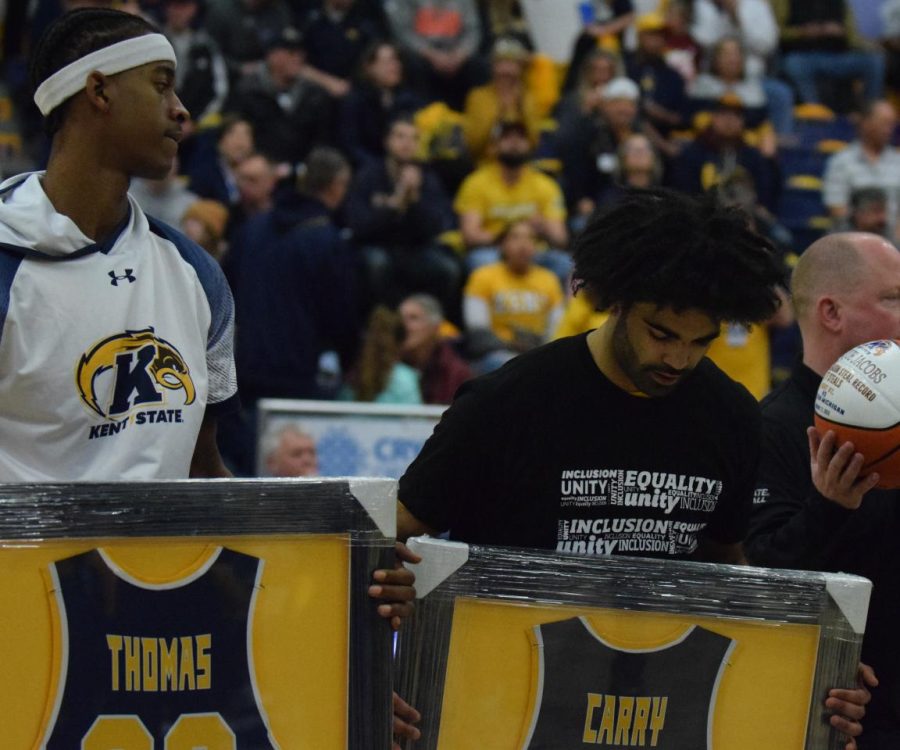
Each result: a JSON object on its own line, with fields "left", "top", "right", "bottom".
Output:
{"left": 0, "top": 172, "right": 237, "bottom": 480}
{"left": 39, "top": 547, "right": 277, "bottom": 748}
{"left": 521, "top": 617, "right": 734, "bottom": 749}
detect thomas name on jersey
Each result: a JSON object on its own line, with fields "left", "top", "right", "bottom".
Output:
{"left": 582, "top": 694, "right": 667, "bottom": 746}
{"left": 106, "top": 633, "right": 212, "bottom": 692}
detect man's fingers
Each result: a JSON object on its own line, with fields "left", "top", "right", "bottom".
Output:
{"left": 373, "top": 567, "right": 417, "bottom": 586}
{"left": 393, "top": 692, "right": 422, "bottom": 723}
{"left": 377, "top": 601, "right": 415, "bottom": 620}
{"left": 858, "top": 662, "right": 879, "bottom": 688}
{"left": 854, "top": 471, "right": 881, "bottom": 496}
{"left": 395, "top": 541, "right": 423, "bottom": 565}
{"left": 823, "top": 440, "right": 855, "bottom": 485}
{"left": 826, "top": 693, "right": 867, "bottom": 721}
{"left": 393, "top": 691, "right": 422, "bottom": 743}
{"left": 370, "top": 583, "right": 418, "bottom": 602}
{"left": 393, "top": 717, "right": 422, "bottom": 741}
{"left": 807, "top": 426, "right": 822, "bottom": 466}
{"left": 829, "top": 711, "right": 862, "bottom": 738}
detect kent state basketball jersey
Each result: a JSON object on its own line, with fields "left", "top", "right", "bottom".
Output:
{"left": 521, "top": 617, "right": 734, "bottom": 750}
{"left": 38, "top": 547, "right": 277, "bottom": 749}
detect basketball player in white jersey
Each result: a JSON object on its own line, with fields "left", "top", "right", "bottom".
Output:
{"left": 0, "top": 8, "right": 421, "bottom": 745}
{"left": 0, "top": 7, "right": 232, "bottom": 479}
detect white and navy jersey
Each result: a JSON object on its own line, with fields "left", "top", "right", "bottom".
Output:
{"left": 521, "top": 617, "right": 734, "bottom": 750}
{"left": 0, "top": 172, "right": 238, "bottom": 480}
{"left": 40, "top": 547, "right": 277, "bottom": 749}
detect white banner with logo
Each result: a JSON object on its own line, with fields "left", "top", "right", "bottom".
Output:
{"left": 256, "top": 399, "right": 445, "bottom": 478}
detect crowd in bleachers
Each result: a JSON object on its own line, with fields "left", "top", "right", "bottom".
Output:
{"left": 2, "top": 0, "right": 900, "bottom": 473}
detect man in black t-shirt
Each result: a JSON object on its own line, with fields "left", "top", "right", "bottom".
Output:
{"left": 398, "top": 189, "right": 784, "bottom": 564}
{"left": 748, "top": 232, "right": 900, "bottom": 749}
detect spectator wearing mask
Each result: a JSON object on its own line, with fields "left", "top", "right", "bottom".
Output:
{"left": 454, "top": 120, "right": 570, "bottom": 283}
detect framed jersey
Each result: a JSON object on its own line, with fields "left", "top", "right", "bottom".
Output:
{"left": 0, "top": 478, "right": 397, "bottom": 749}
{"left": 396, "top": 537, "right": 871, "bottom": 750}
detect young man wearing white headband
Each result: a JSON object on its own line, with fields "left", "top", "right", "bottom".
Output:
{"left": 0, "top": 8, "right": 236, "bottom": 479}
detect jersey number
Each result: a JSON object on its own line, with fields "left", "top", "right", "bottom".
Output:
{"left": 82, "top": 713, "right": 235, "bottom": 749}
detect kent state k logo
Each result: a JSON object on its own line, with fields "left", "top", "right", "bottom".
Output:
{"left": 75, "top": 327, "right": 196, "bottom": 420}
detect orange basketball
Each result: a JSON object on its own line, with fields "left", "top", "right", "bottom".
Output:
{"left": 814, "top": 339, "right": 900, "bottom": 488}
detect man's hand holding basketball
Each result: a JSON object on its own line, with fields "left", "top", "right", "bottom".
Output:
{"left": 808, "top": 427, "right": 880, "bottom": 510}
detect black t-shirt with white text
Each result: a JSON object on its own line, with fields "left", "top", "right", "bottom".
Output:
{"left": 399, "top": 334, "right": 760, "bottom": 557}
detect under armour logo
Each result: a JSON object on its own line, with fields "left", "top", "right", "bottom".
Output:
{"left": 109, "top": 269, "right": 136, "bottom": 286}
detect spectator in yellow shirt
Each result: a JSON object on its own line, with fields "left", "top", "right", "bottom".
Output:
{"left": 454, "top": 120, "right": 571, "bottom": 284}
{"left": 463, "top": 36, "right": 542, "bottom": 164}
{"left": 463, "top": 220, "right": 564, "bottom": 372}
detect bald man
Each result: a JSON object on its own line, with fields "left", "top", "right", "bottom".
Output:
{"left": 747, "top": 232, "right": 900, "bottom": 748}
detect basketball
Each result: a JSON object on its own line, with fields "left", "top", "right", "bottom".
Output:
{"left": 814, "top": 339, "right": 900, "bottom": 488}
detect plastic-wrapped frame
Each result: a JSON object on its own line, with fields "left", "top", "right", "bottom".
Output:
{"left": 0, "top": 478, "right": 397, "bottom": 749}
{"left": 396, "top": 536, "right": 871, "bottom": 750}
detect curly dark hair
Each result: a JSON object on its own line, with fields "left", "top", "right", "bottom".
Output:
{"left": 571, "top": 188, "right": 783, "bottom": 324}
{"left": 30, "top": 8, "right": 158, "bottom": 136}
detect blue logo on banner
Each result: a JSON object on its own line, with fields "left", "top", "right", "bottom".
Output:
{"left": 317, "top": 428, "right": 366, "bottom": 476}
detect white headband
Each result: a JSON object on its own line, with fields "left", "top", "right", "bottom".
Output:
{"left": 33, "top": 34, "right": 177, "bottom": 116}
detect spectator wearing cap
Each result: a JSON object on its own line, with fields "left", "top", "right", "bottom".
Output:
{"left": 772, "top": 0, "right": 884, "bottom": 107}
{"left": 454, "top": 120, "right": 570, "bottom": 284}
{"left": 625, "top": 11, "right": 687, "bottom": 146}
{"left": 555, "top": 76, "right": 641, "bottom": 226}
{"left": 384, "top": 0, "right": 486, "bottom": 111}
{"left": 670, "top": 92, "right": 778, "bottom": 211}
{"left": 822, "top": 100, "right": 900, "bottom": 235}
{"left": 691, "top": 0, "right": 794, "bottom": 136}
{"left": 462, "top": 36, "right": 540, "bottom": 165}
{"left": 205, "top": 0, "right": 294, "bottom": 77}
{"left": 297, "top": 0, "right": 386, "bottom": 99}
{"left": 161, "top": 0, "right": 230, "bottom": 126}
{"left": 687, "top": 36, "right": 777, "bottom": 157}
{"left": 225, "top": 27, "right": 334, "bottom": 164}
